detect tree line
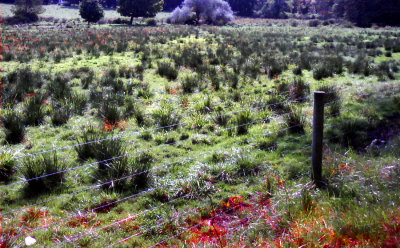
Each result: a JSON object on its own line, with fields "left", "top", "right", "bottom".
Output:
{"left": 7, "top": 0, "right": 400, "bottom": 27}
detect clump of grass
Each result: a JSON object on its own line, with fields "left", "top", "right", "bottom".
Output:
{"left": 289, "top": 77, "right": 310, "bottom": 102}
{"left": 317, "top": 84, "right": 341, "bottom": 116}
{"left": 95, "top": 157, "right": 130, "bottom": 191}
{"left": 24, "top": 93, "right": 46, "bottom": 126}
{"left": 51, "top": 103, "right": 71, "bottom": 126}
{"left": 100, "top": 103, "right": 122, "bottom": 125}
{"left": 137, "top": 83, "right": 153, "bottom": 99}
{"left": 1, "top": 109, "right": 25, "bottom": 144}
{"left": 70, "top": 92, "right": 87, "bottom": 115}
{"left": 285, "top": 107, "right": 306, "bottom": 134}
{"left": 235, "top": 111, "right": 253, "bottom": 135}
{"left": 152, "top": 103, "right": 181, "bottom": 130}
{"left": 47, "top": 73, "right": 71, "bottom": 100}
{"left": 21, "top": 153, "right": 66, "bottom": 195}
{"left": 157, "top": 61, "right": 179, "bottom": 81}
{"left": 75, "top": 125, "right": 104, "bottom": 161}
{"left": 131, "top": 152, "right": 154, "bottom": 191}
{"left": 212, "top": 106, "right": 231, "bottom": 127}
{"left": 326, "top": 118, "right": 371, "bottom": 149}
{"left": 236, "top": 156, "right": 260, "bottom": 176}
{"left": 181, "top": 74, "right": 198, "bottom": 94}
{"left": 313, "top": 64, "right": 333, "bottom": 80}
{"left": 0, "top": 150, "right": 16, "bottom": 184}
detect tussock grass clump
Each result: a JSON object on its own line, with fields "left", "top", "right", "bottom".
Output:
{"left": 70, "top": 92, "right": 87, "bottom": 115}
{"left": 24, "top": 93, "right": 46, "bottom": 126}
{"left": 75, "top": 125, "right": 104, "bottom": 161}
{"left": 285, "top": 107, "right": 306, "bottom": 134}
{"left": 131, "top": 152, "right": 154, "bottom": 191}
{"left": 289, "top": 77, "right": 310, "bottom": 102}
{"left": 0, "top": 150, "right": 16, "bottom": 184}
{"left": 313, "top": 64, "right": 333, "bottom": 80}
{"left": 349, "top": 56, "right": 372, "bottom": 76}
{"left": 235, "top": 111, "right": 253, "bottom": 135}
{"left": 21, "top": 153, "right": 66, "bottom": 195}
{"left": 157, "top": 61, "right": 179, "bottom": 81}
{"left": 152, "top": 103, "right": 181, "bottom": 130}
{"left": 326, "top": 118, "right": 371, "bottom": 149}
{"left": 51, "top": 103, "right": 71, "bottom": 126}
{"left": 100, "top": 103, "right": 122, "bottom": 125}
{"left": 3, "top": 66, "right": 44, "bottom": 102}
{"left": 47, "top": 73, "right": 72, "bottom": 100}
{"left": 236, "top": 156, "right": 260, "bottom": 176}
{"left": 212, "top": 106, "right": 231, "bottom": 127}
{"left": 1, "top": 109, "right": 25, "bottom": 144}
{"left": 317, "top": 85, "right": 341, "bottom": 116}
{"left": 181, "top": 74, "right": 198, "bottom": 94}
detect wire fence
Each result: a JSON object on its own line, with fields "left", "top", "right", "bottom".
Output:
{"left": 1, "top": 95, "right": 350, "bottom": 247}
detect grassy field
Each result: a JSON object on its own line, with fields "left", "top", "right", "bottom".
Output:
{"left": 1, "top": 12, "right": 400, "bottom": 248}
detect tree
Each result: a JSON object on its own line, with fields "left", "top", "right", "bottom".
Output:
{"left": 228, "top": 0, "right": 256, "bottom": 17}
{"left": 80, "top": 0, "right": 104, "bottom": 24}
{"left": 12, "top": 0, "right": 45, "bottom": 23}
{"left": 255, "top": 0, "right": 289, "bottom": 19}
{"left": 117, "top": 0, "right": 164, "bottom": 25}
{"left": 163, "top": 0, "right": 183, "bottom": 11}
{"left": 169, "top": 0, "right": 234, "bottom": 25}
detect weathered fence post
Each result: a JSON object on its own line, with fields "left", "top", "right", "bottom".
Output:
{"left": 312, "top": 91, "right": 325, "bottom": 187}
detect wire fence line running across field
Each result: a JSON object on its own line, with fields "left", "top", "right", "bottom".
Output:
{"left": 1, "top": 93, "right": 346, "bottom": 247}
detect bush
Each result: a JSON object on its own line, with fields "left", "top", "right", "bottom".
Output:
{"left": 79, "top": 0, "right": 104, "bottom": 24}
{"left": 0, "top": 151, "right": 16, "bottom": 184}
{"left": 169, "top": 0, "right": 234, "bottom": 25}
{"left": 21, "top": 153, "right": 66, "bottom": 195}
{"left": 309, "top": 20, "right": 320, "bottom": 27}
{"left": 146, "top": 18, "right": 157, "bottom": 26}
{"left": 1, "top": 109, "right": 25, "bottom": 144}
{"left": 157, "top": 61, "right": 178, "bottom": 81}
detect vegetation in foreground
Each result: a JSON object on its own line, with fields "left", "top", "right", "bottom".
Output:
{"left": 1, "top": 17, "right": 400, "bottom": 247}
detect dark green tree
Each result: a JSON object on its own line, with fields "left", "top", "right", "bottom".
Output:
{"left": 228, "top": 0, "right": 256, "bottom": 17}
{"left": 12, "top": 0, "right": 45, "bottom": 23}
{"left": 80, "top": 0, "right": 104, "bottom": 24}
{"left": 117, "top": 0, "right": 164, "bottom": 25}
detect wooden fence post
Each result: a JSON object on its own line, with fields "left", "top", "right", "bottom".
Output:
{"left": 312, "top": 91, "right": 325, "bottom": 187}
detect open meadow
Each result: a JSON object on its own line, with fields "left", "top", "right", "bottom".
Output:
{"left": 1, "top": 8, "right": 400, "bottom": 247}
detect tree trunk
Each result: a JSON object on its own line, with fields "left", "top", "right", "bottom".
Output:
{"left": 130, "top": 16, "right": 133, "bottom": 25}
